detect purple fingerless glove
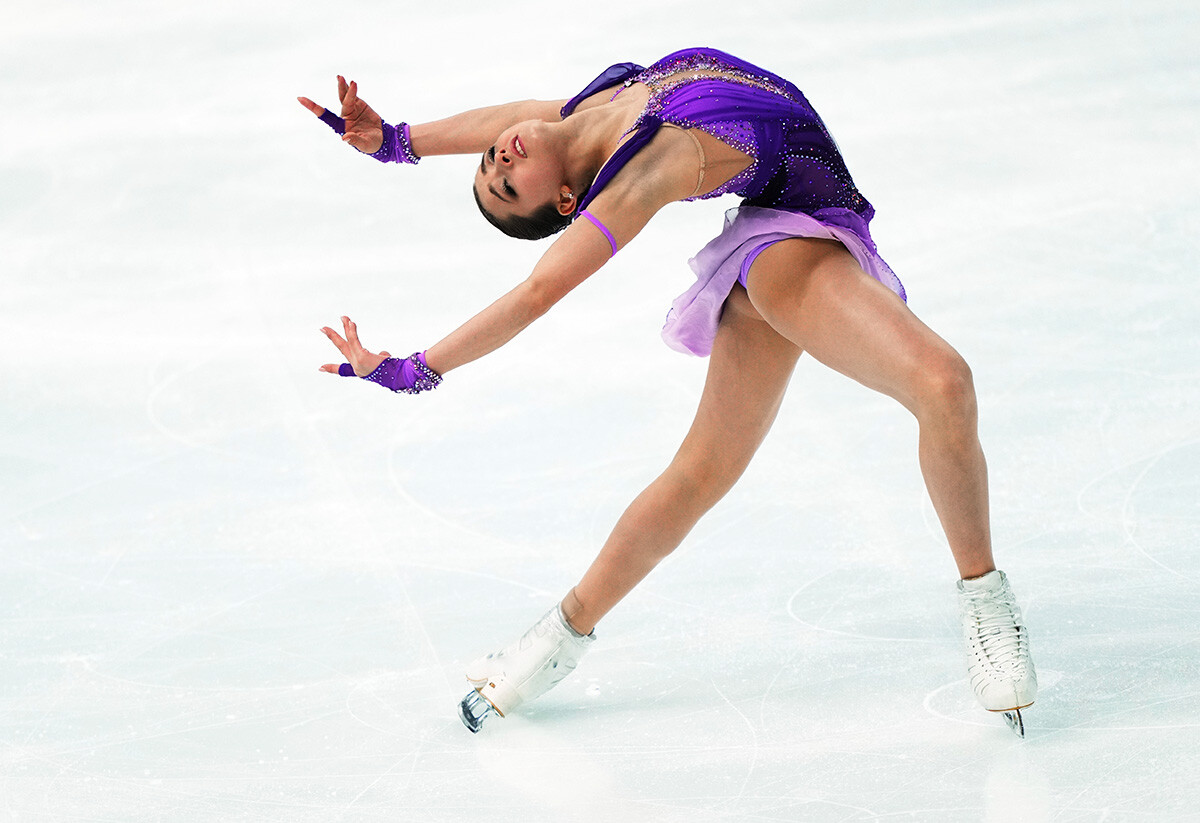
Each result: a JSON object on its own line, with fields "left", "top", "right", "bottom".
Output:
{"left": 318, "top": 109, "right": 418, "bottom": 164}
{"left": 338, "top": 352, "right": 442, "bottom": 394}
{"left": 369, "top": 122, "right": 420, "bottom": 165}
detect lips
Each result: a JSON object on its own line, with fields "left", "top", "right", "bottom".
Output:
{"left": 512, "top": 135, "right": 527, "bottom": 158}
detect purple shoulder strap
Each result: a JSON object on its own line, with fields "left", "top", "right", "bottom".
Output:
{"left": 575, "top": 117, "right": 662, "bottom": 214}
{"left": 560, "top": 62, "right": 645, "bottom": 118}
{"left": 560, "top": 60, "right": 653, "bottom": 218}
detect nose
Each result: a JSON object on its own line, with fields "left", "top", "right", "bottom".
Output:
{"left": 496, "top": 148, "right": 513, "bottom": 166}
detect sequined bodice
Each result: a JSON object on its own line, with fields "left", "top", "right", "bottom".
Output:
{"left": 564, "top": 48, "right": 871, "bottom": 219}
{"left": 617, "top": 52, "right": 794, "bottom": 201}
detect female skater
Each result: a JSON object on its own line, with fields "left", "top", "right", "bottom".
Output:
{"left": 300, "top": 47, "right": 1037, "bottom": 735}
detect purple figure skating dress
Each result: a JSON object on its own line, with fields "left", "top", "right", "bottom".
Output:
{"left": 560, "top": 47, "right": 907, "bottom": 356}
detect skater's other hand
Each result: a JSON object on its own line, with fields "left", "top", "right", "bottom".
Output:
{"left": 320, "top": 316, "right": 391, "bottom": 377}
{"left": 298, "top": 76, "right": 384, "bottom": 154}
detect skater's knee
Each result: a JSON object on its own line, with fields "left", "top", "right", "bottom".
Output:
{"left": 912, "top": 349, "right": 977, "bottom": 429}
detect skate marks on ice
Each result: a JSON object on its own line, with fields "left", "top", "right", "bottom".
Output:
{"left": 784, "top": 567, "right": 946, "bottom": 644}
{"left": 473, "top": 720, "right": 619, "bottom": 809}
{"left": 1075, "top": 438, "right": 1200, "bottom": 583}
{"left": 473, "top": 714, "right": 881, "bottom": 822}
{"left": 467, "top": 672, "right": 886, "bottom": 822}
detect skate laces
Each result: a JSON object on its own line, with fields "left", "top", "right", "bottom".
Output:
{"left": 960, "top": 585, "right": 1029, "bottom": 673}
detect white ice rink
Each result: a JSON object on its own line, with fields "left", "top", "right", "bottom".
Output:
{"left": 3, "top": 1, "right": 1198, "bottom": 820}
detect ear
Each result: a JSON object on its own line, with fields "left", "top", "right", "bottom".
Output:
{"left": 556, "top": 187, "right": 576, "bottom": 216}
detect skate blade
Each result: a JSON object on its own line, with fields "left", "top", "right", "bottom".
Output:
{"left": 458, "top": 689, "right": 497, "bottom": 734}
{"left": 1002, "top": 708, "right": 1025, "bottom": 738}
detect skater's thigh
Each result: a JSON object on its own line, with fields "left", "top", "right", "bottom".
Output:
{"left": 668, "top": 287, "right": 800, "bottom": 499}
{"left": 745, "top": 238, "right": 963, "bottom": 413}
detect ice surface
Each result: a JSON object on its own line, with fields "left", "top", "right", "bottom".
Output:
{"left": 2, "top": 1, "right": 1198, "bottom": 820}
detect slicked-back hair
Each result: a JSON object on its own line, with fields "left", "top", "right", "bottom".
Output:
{"left": 471, "top": 184, "right": 590, "bottom": 241}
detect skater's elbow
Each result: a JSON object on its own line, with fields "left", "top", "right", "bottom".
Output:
{"left": 519, "top": 277, "right": 562, "bottom": 319}
{"left": 519, "top": 263, "right": 593, "bottom": 319}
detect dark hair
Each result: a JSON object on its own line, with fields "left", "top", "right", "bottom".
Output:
{"left": 472, "top": 183, "right": 590, "bottom": 241}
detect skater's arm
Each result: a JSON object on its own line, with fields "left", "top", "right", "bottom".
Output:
{"left": 408, "top": 100, "right": 568, "bottom": 157}
{"left": 423, "top": 220, "right": 611, "bottom": 374}
{"left": 320, "top": 167, "right": 673, "bottom": 385}
{"left": 299, "top": 76, "right": 566, "bottom": 157}
{"left": 318, "top": 224, "right": 614, "bottom": 384}
{"left": 424, "top": 189, "right": 660, "bottom": 374}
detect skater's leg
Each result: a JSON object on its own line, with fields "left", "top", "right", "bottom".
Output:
{"left": 564, "top": 288, "right": 801, "bottom": 634}
{"left": 740, "top": 239, "right": 1035, "bottom": 726}
{"left": 742, "top": 238, "right": 995, "bottom": 579}
{"left": 461, "top": 291, "right": 799, "bottom": 731}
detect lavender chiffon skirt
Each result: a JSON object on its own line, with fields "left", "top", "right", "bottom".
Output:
{"left": 660, "top": 206, "right": 907, "bottom": 356}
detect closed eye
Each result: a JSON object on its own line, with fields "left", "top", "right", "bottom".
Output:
{"left": 486, "top": 146, "right": 515, "bottom": 197}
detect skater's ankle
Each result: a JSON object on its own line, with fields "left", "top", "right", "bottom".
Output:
{"left": 559, "top": 590, "right": 595, "bottom": 637}
{"left": 959, "top": 565, "right": 998, "bottom": 582}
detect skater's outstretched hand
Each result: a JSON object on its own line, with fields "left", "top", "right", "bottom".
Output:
{"left": 298, "top": 76, "right": 384, "bottom": 155}
{"left": 320, "top": 316, "right": 391, "bottom": 376}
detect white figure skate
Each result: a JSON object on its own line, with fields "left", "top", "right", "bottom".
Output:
{"left": 958, "top": 569, "right": 1037, "bottom": 737}
{"left": 458, "top": 605, "right": 595, "bottom": 733}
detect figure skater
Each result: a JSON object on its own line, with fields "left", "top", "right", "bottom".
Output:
{"left": 299, "top": 47, "right": 1037, "bottom": 736}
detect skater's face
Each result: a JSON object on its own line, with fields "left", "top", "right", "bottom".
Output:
{"left": 473, "top": 121, "right": 574, "bottom": 223}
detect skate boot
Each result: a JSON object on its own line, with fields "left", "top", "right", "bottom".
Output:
{"left": 458, "top": 604, "right": 595, "bottom": 733}
{"left": 957, "top": 570, "right": 1037, "bottom": 737}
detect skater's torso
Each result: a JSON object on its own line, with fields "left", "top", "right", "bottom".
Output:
{"left": 562, "top": 48, "right": 872, "bottom": 218}
{"left": 567, "top": 68, "right": 759, "bottom": 203}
